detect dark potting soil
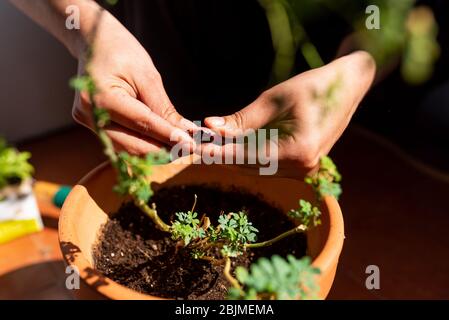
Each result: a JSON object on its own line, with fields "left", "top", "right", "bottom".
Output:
{"left": 93, "top": 185, "right": 307, "bottom": 300}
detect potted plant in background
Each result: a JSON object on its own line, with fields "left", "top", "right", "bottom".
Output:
{"left": 0, "top": 138, "right": 43, "bottom": 244}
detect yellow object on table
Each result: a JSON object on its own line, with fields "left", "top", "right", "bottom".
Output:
{"left": 0, "top": 181, "right": 70, "bottom": 244}
{"left": 0, "top": 180, "right": 42, "bottom": 244}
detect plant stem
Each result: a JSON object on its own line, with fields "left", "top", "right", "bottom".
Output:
{"left": 224, "top": 257, "right": 242, "bottom": 291}
{"left": 84, "top": 73, "right": 172, "bottom": 234}
{"left": 86, "top": 82, "right": 118, "bottom": 165}
{"left": 134, "top": 199, "right": 170, "bottom": 232}
{"left": 199, "top": 256, "right": 225, "bottom": 265}
{"left": 245, "top": 224, "right": 307, "bottom": 249}
{"left": 97, "top": 129, "right": 118, "bottom": 164}
{"left": 301, "top": 42, "right": 324, "bottom": 69}
{"left": 191, "top": 194, "right": 198, "bottom": 213}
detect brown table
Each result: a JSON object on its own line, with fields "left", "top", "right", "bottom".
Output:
{"left": 0, "top": 186, "right": 74, "bottom": 299}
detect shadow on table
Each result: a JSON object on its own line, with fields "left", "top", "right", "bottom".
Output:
{"left": 0, "top": 260, "right": 74, "bottom": 300}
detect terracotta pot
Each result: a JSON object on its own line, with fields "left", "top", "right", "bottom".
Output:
{"left": 59, "top": 156, "right": 345, "bottom": 300}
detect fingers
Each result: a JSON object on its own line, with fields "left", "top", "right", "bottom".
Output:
{"left": 73, "top": 96, "right": 166, "bottom": 155}
{"left": 196, "top": 142, "right": 311, "bottom": 178}
{"left": 136, "top": 71, "right": 200, "bottom": 134}
{"left": 196, "top": 142, "right": 247, "bottom": 164}
{"left": 94, "top": 88, "right": 195, "bottom": 148}
{"left": 73, "top": 87, "right": 196, "bottom": 155}
{"left": 196, "top": 135, "right": 279, "bottom": 169}
{"left": 104, "top": 123, "right": 165, "bottom": 155}
{"left": 204, "top": 92, "right": 280, "bottom": 136}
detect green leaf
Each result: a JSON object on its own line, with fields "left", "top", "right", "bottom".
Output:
{"left": 0, "top": 138, "right": 34, "bottom": 189}
{"left": 171, "top": 211, "right": 205, "bottom": 246}
{"left": 69, "top": 75, "right": 96, "bottom": 94}
{"left": 288, "top": 199, "right": 321, "bottom": 228}
{"left": 135, "top": 184, "right": 152, "bottom": 203}
{"left": 221, "top": 244, "right": 240, "bottom": 258}
{"left": 229, "top": 255, "right": 320, "bottom": 300}
{"left": 305, "top": 156, "right": 342, "bottom": 200}
{"left": 113, "top": 150, "right": 170, "bottom": 203}
{"left": 218, "top": 211, "right": 259, "bottom": 257}
{"left": 93, "top": 108, "right": 110, "bottom": 128}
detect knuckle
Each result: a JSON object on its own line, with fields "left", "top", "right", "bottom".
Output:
{"left": 94, "top": 93, "right": 111, "bottom": 109}
{"left": 161, "top": 106, "right": 180, "bottom": 123}
{"left": 136, "top": 119, "right": 154, "bottom": 135}
{"left": 258, "top": 90, "right": 273, "bottom": 104}
{"left": 232, "top": 110, "right": 246, "bottom": 129}
{"left": 147, "top": 70, "right": 162, "bottom": 84}
{"left": 287, "top": 137, "right": 321, "bottom": 170}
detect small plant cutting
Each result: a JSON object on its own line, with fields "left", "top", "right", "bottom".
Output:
{"left": 72, "top": 71, "right": 341, "bottom": 299}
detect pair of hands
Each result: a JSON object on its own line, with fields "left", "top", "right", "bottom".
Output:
{"left": 73, "top": 12, "right": 375, "bottom": 178}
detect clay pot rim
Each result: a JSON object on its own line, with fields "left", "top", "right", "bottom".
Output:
{"left": 59, "top": 161, "right": 344, "bottom": 300}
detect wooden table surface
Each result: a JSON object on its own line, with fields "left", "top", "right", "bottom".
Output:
{"left": 0, "top": 193, "right": 75, "bottom": 299}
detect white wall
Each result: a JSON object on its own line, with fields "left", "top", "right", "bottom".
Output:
{"left": 0, "top": 0, "right": 77, "bottom": 142}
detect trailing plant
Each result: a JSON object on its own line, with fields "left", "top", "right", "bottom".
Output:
{"left": 0, "top": 137, "right": 34, "bottom": 190}
{"left": 71, "top": 72, "right": 339, "bottom": 299}
{"left": 70, "top": 0, "right": 345, "bottom": 300}
{"left": 70, "top": 76, "right": 171, "bottom": 232}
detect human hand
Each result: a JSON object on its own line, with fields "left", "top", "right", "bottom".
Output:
{"left": 72, "top": 10, "right": 196, "bottom": 155}
{"left": 201, "top": 51, "right": 376, "bottom": 178}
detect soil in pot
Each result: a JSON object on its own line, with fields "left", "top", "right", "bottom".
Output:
{"left": 93, "top": 184, "right": 307, "bottom": 300}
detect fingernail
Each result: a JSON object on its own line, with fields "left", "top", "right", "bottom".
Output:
{"left": 199, "top": 127, "right": 214, "bottom": 136}
{"left": 206, "top": 117, "right": 225, "bottom": 127}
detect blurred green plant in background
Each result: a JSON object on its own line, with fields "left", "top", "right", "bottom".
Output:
{"left": 259, "top": 0, "right": 440, "bottom": 85}
{"left": 402, "top": 6, "right": 440, "bottom": 84}
{"left": 0, "top": 138, "right": 34, "bottom": 191}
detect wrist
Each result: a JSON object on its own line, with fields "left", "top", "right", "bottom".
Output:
{"left": 70, "top": 0, "right": 109, "bottom": 59}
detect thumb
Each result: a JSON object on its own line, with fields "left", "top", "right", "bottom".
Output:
{"left": 204, "top": 94, "right": 276, "bottom": 136}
